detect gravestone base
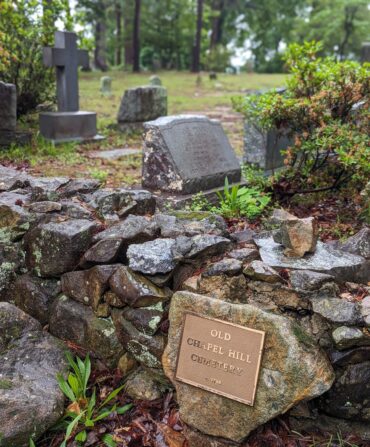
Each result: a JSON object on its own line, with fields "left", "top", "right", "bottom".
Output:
{"left": 0, "top": 130, "right": 32, "bottom": 148}
{"left": 39, "top": 111, "right": 104, "bottom": 143}
{"left": 152, "top": 181, "right": 248, "bottom": 210}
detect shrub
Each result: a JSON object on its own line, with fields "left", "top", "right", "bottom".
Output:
{"left": 233, "top": 41, "right": 370, "bottom": 198}
{"left": 0, "top": 0, "right": 71, "bottom": 116}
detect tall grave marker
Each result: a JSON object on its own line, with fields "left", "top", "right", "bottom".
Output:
{"left": 0, "top": 82, "right": 31, "bottom": 148}
{"left": 39, "top": 31, "right": 102, "bottom": 143}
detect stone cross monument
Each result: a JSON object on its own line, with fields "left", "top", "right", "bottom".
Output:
{"left": 39, "top": 31, "right": 101, "bottom": 143}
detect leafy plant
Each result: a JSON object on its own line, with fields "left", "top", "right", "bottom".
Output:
{"left": 233, "top": 41, "right": 370, "bottom": 198}
{"left": 0, "top": 0, "right": 72, "bottom": 115}
{"left": 56, "top": 353, "right": 132, "bottom": 447}
{"left": 209, "top": 177, "right": 271, "bottom": 219}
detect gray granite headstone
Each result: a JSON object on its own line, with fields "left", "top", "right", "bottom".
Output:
{"left": 243, "top": 122, "right": 293, "bottom": 171}
{"left": 39, "top": 31, "right": 101, "bottom": 143}
{"left": 117, "top": 86, "right": 167, "bottom": 128}
{"left": 0, "top": 82, "right": 16, "bottom": 131}
{"left": 361, "top": 43, "right": 370, "bottom": 63}
{"left": 142, "top": 115, "right": 241, "bottom": 194}
{"left": 0, "top": 82, "right": 31, "bottom": 148}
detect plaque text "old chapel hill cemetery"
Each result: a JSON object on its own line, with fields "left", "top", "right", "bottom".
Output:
{"left": 175, "top": 313, "right": 265, "bottom": 405}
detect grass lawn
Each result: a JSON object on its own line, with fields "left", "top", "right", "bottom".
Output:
{"left": 2, "top": 71, "right": 287, "bottom": 187}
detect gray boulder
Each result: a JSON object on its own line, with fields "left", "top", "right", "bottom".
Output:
{"left": 337, "top": 228, "right": 370, "bottom": 259}
{"left": 127, "top": 238, "right": 178, "bottom": 275}
{"left": 0, "top": 302, "right": 68, "bottom": 447}
{"left": 12, "top": 274, "right": 61, "bottom": 325}
{"left": 290, "top": 270, "right": 334, "bottom": 291}
{"left": 87, "top": 188, "right": 155, "bottom": 220}
{"left": 312, "top": 297, "right": 362, "bottom": 325}
{"left": 255, "top": 233, "right": 370, "bottom": 284}
{"left": 25, "top": 219, "right": 97, "bottom": 277}
{"left": 49, "top": 295, "right": 124, "bottom": 368}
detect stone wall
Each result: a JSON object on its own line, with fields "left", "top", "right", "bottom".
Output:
{"left": 1, "top": 165, "right": 369, "bottom": 444}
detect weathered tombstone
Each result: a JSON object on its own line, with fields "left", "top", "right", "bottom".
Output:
{"left": 117, "top": 85, "right": 167, "bottom": 130}
{"left": 0, "top": 82, "right": 31, "bottom": 148}
{"left": 39, "top": 31, "right": 102, "bottom": 143}
{"left": 209, "top": 71, "right": 217, "bottom": 80}
{"left": 360, "top": 42, "right": 370, "bottom": 63}
{"left": 243, "top": 88, "right": 293, "bottom": 172}
{"left": 142, "top": 115, "right": 241, "bottom": 196}
{"left": 149, "top": 75, "right": 162, "bottom": 86}
{"left": 243, "top": 123, "right": 293, "bottom": 172}
{"left": 100, "top": 76, "right": 112, "bottom": 96}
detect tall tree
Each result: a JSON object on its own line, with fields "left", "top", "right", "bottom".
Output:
{"left": 115, "top": 0, "right": 123, "bottom": 65}
{"left": 133, "top": 0, "right": 141, "bottom": 72}
{"left": 293, "top": 0, "right": 370, "bottom": 61}
{"left": 210, "top": 0, "right": 225, "bottom": 49}
{"left": 192, "top": 0, "right": 204, "bottom": 72}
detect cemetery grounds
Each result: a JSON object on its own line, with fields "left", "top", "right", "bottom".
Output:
{"left": 1, "top": 71, "right": 285, "bottom": 187}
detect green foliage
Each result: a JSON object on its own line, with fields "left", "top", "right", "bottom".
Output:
{"left": 0, "top": 0, "right": 71, "bottom": 115}
{"left": 242, "top": 164, "right": 272, "bottom": 191}
{"left": 292, "top": 0, "right": 370, "bottom": 61}
{"left": 205, "top": 45, "right": 232, "bottom": 72}
{"left": 88, "top": 168, "right": 109, "bottom": 183}
{"left": 56, "top": 353, "right": 132, "bottom": 446}
{"left": 213, "top": 178, "right": 271, "bottom": 219}
{"left": 189, "top": 178, "right": 271, "bottom": 219}
{"left": 234, "top": 41, "right": 370, "bottom": 196}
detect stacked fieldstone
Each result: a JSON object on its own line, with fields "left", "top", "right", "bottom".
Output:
{"left": 1, "top": 164, "right": 370, "bottom": 446}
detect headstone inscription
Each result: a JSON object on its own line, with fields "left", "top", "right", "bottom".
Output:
{"left": 142, "top": 115, "right": 241, "bottom": 195}
{"left": 39, "top": 31, "right": 101, "bottom": 143}
{"left": 176, "top": 313, "right": 265, "bottom": 406}
{"left": 117, "top": 85, "right": 167, "bottom": 130}
{"left": 0, "top": 82, "right": 31, "bottom": 148}
{"left": 361, "top": 42, "right": 370, "bottom": 63}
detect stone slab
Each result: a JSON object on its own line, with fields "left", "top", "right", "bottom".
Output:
{"left": 142, "top": 115, "right": 241, "bottom": 194}
{"left": 39, "top": 111, "right": 103, "bottom": 143}
{"left": 89, "top": 148, "right": 141, "bottom": 160}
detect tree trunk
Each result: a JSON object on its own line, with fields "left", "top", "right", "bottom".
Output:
{"left": 115, "top": 0, "right": 122, "bottom": 66}
{"left": 124, "top": 12, "right": 134, "bottom": 67}
{"left": 192, "top": 0, "right": 204, "bottom": 72}
{"left": 133, "top": 0, "right": 141, "bottom": 72}
{"left": 94, "top": 20, "right": 108, "bottom": 71}
{"left": 210, "top": 0, "right": 224, "bottom": 49}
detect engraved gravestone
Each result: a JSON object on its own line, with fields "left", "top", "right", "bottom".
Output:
{"left": 142, "top": 115, "right": 241, "bottom": 194}
{"left": 39, "top": 31, "right": 102, "bottom": 143}
{"left": 0, "top": 82, "right": 31, "bottom": 148}
{"left": 243, "top": 88, "right": 294, "bottom": 172}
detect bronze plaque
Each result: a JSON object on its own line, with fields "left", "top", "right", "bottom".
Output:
{"left": 175, "top": 312, "right": 265, "bottom": 406}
